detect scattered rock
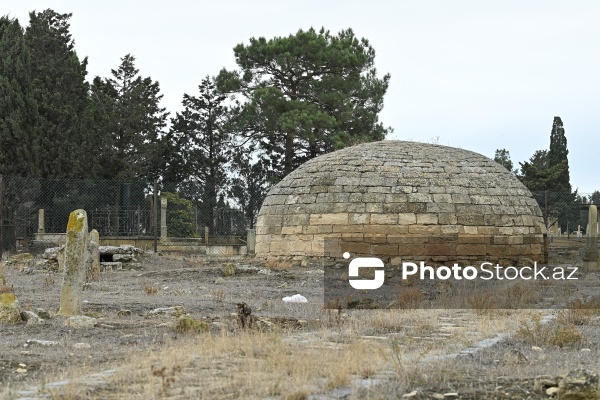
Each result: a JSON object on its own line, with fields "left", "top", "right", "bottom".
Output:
{"left": 402, "top": 390, "right": 417, "bottom": 397}
{"left": 531, "top": 346, "right": 543, "bottom": 352}
{"left": 146, "top": 306, "right": 186, "bottom": 318}
{"left": 117, "top": 309, "right": 132, "bottom": 317}
{"left": 546, "top": 387, "right": 559, "bottom": 396}
{"left": 6, "top": 253, "right": 34, "bottom": 269}
{"left": 534, "top": 376, "right": 558, "bottom": 393}
{"left": 101, "top": 262, "right": 123, "bottom": 272}
{"left": 581, "top": 348, "right": 591, "bottom": 353}
{"left": 65, "top": 315, "right": 97, "bottom": 328}
{"left": 113, "top": 254, "right": 134, "bottom": 262}
{"left": 214, "top": 277, "right": 225, "bottom": 284}
{"left": 26, "top": 339, "right": 58, "bottom": 347}
{"left": 443, "top": 393, "right": 459, "bottom": 398}
{"left": 35, "top": 308, "right": 51, "bottom": 319}
{"left": 73, "top": 342, "right": 91, "bottom": 349}
{"left": 431, "top": 394, "right": 444, "bottom": 400}
{"left": 558, "top": 368, "right": 599, "bottom": 400}
{"left": 0, "top": 293, "right": 21, "bottom": 324}
{"left": 20, "top": 311, "right": 43, "bottom": 324}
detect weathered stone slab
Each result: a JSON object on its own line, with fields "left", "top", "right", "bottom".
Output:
{"left": 58, "top": 210, "right": 88, "bottom": 316}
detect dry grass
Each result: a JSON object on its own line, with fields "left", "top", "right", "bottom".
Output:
{"left": 143, "top": 283, "right": 159, "bottom": 294}
{"left": 67, "top": 329, "right": 387, "bottom": 399}
{"left": 264, "top": 258, "right": 294, "bottom": 271}
{"left": 2, "top": 307, "right": 539, "bottom": 399}
{"left": 516, "top": 312, "right": 586, "bottom": 348}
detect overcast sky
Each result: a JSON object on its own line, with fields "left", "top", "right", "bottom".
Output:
{"left": 4, "top": 0, "right": 599, "bottom": 193}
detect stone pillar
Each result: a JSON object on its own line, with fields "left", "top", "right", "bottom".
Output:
{"left": 38, "top": 209, "right": 45, "bottom": 234}
{"left": 59, "top": 210, "right": 89, "bottom": 316}
{"left": 246, "top": 228, "right": 256, "bottom": 255}
{"left": 583, "top": 205, "right": 598, "bottom": 270}
{"left": 160, "top": 198, "right": 168, "bottom": 240}
{"left": 86, "top": 229, "right": 100, "bottom": 281}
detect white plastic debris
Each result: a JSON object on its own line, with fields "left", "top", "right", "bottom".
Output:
{"left": 282, "top": 294, "right": 308, "bottom": 303}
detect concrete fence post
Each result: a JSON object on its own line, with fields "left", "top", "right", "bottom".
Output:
{"left": 246, "top": 228, "right": 256, "bottom": 255}
{"left": 38, "top": 209, "right": 45, "bottom": 234}
{"left": 160, "top": 198, "right": 168, "bottom": 240}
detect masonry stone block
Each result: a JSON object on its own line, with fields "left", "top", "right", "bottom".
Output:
{"left": 255, "top": 141, "right": 546, "bottom": 263}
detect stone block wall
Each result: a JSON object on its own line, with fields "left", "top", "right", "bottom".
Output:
{"left": 255, "top": 141, "right": 546, "bottom": 264}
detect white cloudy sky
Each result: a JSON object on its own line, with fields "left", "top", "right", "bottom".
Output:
{"left": 4, "top": 0, "right": 599, "bottom": 193}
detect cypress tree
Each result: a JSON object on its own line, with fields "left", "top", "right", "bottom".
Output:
{"left": 25, "top": 9, "right": 91, "bottom": 178}
{"left": 0, "top": 16, "right": 38, "bottom": 176}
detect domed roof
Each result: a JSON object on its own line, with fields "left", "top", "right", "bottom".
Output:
{"left": 255, "top": 140, "right": 546, "bottom": 263}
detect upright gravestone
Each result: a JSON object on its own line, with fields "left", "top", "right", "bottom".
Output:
{"left": 58, "top": 210, "right": 89, "bottom": 316}
{"left": 86, "top": 229, "right": 100, "bottom": 281}
{"left": 583, "top": 205, "right": 598, "bottom": 270}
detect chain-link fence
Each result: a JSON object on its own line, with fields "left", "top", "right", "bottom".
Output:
{"left": 532, "top": 191, "right": 598, "bottom": 236}
{"left": 0, "top": 175, "right": 262, "bottom": 252}
{"left": 0, "top": 174, "right": 596, "bottom": 253}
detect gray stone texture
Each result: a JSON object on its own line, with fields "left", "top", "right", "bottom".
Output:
{"left": 256, "top": 141, "right": 546, "bottom": 264}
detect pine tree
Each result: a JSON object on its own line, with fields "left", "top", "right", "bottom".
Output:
{"left": 218, "top": 27, "right": 391, "bottom": 181}
{"left": 0, "top": 16, "right": 38, "bottom": 176}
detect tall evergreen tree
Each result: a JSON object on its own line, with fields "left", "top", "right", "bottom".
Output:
{"left": 518, "top": 117, "right": 576, "bottom": 231}
{"left": 217, "top": 27, "right": 391, "bottom": 181}
{"left": 547, "top": 116, "right": 571, "bottom": 193}
{"left": 25, "top": 9, "right": 91, "bottom": 178}
{"left": 90, "top": 54, "right": 169, "bottom": 180}
{"left": 228, "top": 151, "right": 269, "bottom": 229}
{"left": 169, "top": 76, "right": 231, "bottom": 229}
{"left": 0, "top": 16, "right": 38, "bottom": 176}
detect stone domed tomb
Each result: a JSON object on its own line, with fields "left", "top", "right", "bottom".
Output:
{"left": 255, "top": 141, "right": 546, "bottom": 265}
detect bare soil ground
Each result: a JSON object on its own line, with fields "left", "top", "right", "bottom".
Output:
{"left": 1, "top": 239, "right": 599, "bottom": 399}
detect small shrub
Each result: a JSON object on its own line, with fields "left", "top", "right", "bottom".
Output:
{"left": 0, "top": 285, "right": 14, "bottom": 294}
{"left": 221, "top": 263, "right": 237, "bottom": 277}
{"left": 173, "top": 315, "right": 209, "bottom": 334}
{"left": 467, "top": 291, "right": 495, "bottom": 315}
{"left": 516, "top": 313, "right": 586, "bottom": 348}
{"left": 0, "top": 273, "right": 5, "bottom": 285}
{"left": 395, "top": 287, "right": 426, "bottom": 309}
{"left": 557, "top": 296, "right": 600, "bottom": 325}
{"left": 549, "top": 323, "right": 585, "bottom": 348}
{"left": 144, "top": 284, "right": 159, "bottom": 294}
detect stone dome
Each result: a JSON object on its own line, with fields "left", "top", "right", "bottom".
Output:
{"left": 255, "top": 140, "right": 546, "bottom": 264}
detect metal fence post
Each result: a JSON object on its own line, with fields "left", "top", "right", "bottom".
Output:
{"left": 153, "top": 179, "right": 158, "bottom": 253}
{"left": 0, "top": 174, "right": 3, "bottom": 259}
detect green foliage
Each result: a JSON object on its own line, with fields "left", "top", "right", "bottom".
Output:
{"left": 0, "top": 16, "right": 38, "bottom": 177}
{"left": 173, "top": 315, "right": 209, "bottom": 334}
{"left": 518, "top": 117, "right": 576, "bottom": 231}
{"left": 228, "top": 151, "right": 269, "bottom": 228}
{"left": 493, "top": 148, "right": 513, "bottom": 172}
{"left": 89, "top": 54, "right": 169, "bottom": 180}
{"left": 162, "top": 192, "right": 196, "bottom": 237}
{"left": 25, "top": 10, "right": 91, "bottom": 179}
{"left": 218, "top": 27, "right": 391, "bottom": 181}
{"left": 168, "top": 76, "right": 231, "bottom": 229}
